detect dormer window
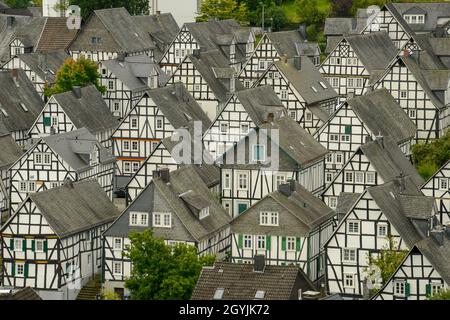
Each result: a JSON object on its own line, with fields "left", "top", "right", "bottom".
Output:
{"left": 148, "top": 75, "right": 158, "bottom": 89}
{"left": 91, "top": 37, "right": 102, "bottom": 44}
{"left": 91, "top": 150, "right": 98, "bottom": 165}
{"left": 199, "top": 207, "right": 210, "bottom": 219}
{"left": 153, "top": 212, "right": 171, "bottom": 228}
{"left": 404, "top": 14, "right": 425, "bottom": 24}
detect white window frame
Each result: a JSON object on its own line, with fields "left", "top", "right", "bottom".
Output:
{"left": 153, "top": 212, "right": 171, "bottom": 228}
{"left": 343, "top": 273, "right": 355, "bottom": 288}
{"left": 345, "top": 171, "right": 354, "bottom": 183}
{"left": 286, "top": 236, "right": 296, "bottom": 251}
{"left": 240, "top": 124, "right": 249, "bottom": 134}
{"left": 156, "top": 117, "right": 164, "bottom": 129}
{"left": 329, "top": 196, "right": 338, "bottom": 209}
{"left": 439, "top": 178, "right": 448, "bottom": 190}
{"left": 35, "top": 239, "right": 44, "bottom": 253}
{"left": 394, "top": 280, "right": 405, "bottom": 297}
{"left": 237, "top": 171, "right": 249, "bottom": 190}
{"left": 252, "top": 144, "right": 265, "bottom": 162}
{"left": 377, "top": 223, "right": 388, "bottom": 237}
{"left": 366, "top": 172, "right": 375, "bottom": 185}
{"left": 347, "top": 220, "right": 360, "bottom": 234}
{"left": 256, "top": 235, "right": 266, "bottom": 250}
{"left": 243, "top": 234, "right": 252, "bottom": 249}
{"left": 130, "top": 116, "right": 138, "bottom": 129}
{"left": 342, "top": 248, "right": 357, "bottom": 263}
{"left": 113, "top": 261, "right": 122, "bottom": 275}
{"left": 14, "top": 239, "right": 23, "bottom": 252}
{"left": 113, "top": 238, "right": 123, "bottom": 251}
{"left": 16, "top": 263, "right": 25, "bottom": 277}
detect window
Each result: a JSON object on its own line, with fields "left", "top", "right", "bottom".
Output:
{"left": 123, "top": 161, "right": 131, "bottom": 173}
{"left": 255, "top": 290, "right": 265, "bottom": 299}
{"left": 156, "top": 117, "right": 163, "bottom": 129}
{"left": 257, "top": 235, "right": 266, "bottom": 250}
{"left": 175, "top": 49, "right": 180, "bottom": 58}
{"left": 281, "top": 90, "right": 288, "bottom": 100}
{"left": 19, "top": 181, "right": 35, "bottom": 193}
{"left": 223, "top": 173, "right": 231, "bottom": 189}
{"left": 223, "top": 201, "right": 231, "bottom": 215}
{"left": 347, "top": 77, "right": 363, "bottom": 88}
{"left": 43, "top": 153, "right": 51, "bottom": 165}
{"left": 130, "top": 117, "right": 138, "bottom": 129}
{"left": 153, "top": 212, "right": 171, "bottom": 228}
{"left": 400, "top": 91, "right": 407, "bottom": 99}
{"left": 243, "top": 235, "right": 252, "bottom": 249}
{"left": 108, "top": 80, "right": 115, "bottom": 91}
{"left": 132, "top": 141, "right": 138, "bottom": 151}
{"left": 35, "top": 153, "right": 42, "bottom": 165}
{"left": 355, "top": 172, "right": 364, "bottom": 183}
{"left": 129, "top": 212, "right": 148, "bottom": 226}
{"left": 345, "top": 171, "right": 354, "bottom": 183}
{"left": 332, "top": 77, "right": 339, "bottom": 88}
{"left": 343, "top": 274, "right": 355, "bottom": 288}
{"left": 51, "top": 116, "right": 58, "bottom": 126}
{"left": 275, "top": 174, "right": 286, "bottom": 188}
{"left": 253, "top": 144, "right": 265, "bottom": 161}
{"left": 431, "top": 283, "right": 443, "bottom": 295}
{"left": 199, "top": 207, "right": 210, "bottom": 219}
{"left": 16, "top": 263, "right": 25, "bottom": 277}
{"left": 130, "top": 212, "right": 138, "bottom": 225}
{"left": 132, "top": 162, "right": 140, "bottom": 173}
{"left": 394, "top": 281, "right": 405, "bottom": 297}
{"left": 113, "top": 238, "right": 122, "bottom": 250}
{"left": 344, "top": 125, "right": 352, "bottom": 135}
{"left": 326, "top": 172, "right": 333, "bottom": 183}
{"left": 213, "top": 288, "right": 224, "bottom": 300}
{"left": 123, "top": 141, "right": 130, "bottom": 151}
{"left": 14, "top": 239, "right": 23, "bottom": 252}
{"left": 113, "top": 262, "right": 122, "bottom": 275}
{"left": 35, "top": 240, "right": 44, "bottom": 253}
{"left": 290, "top": 111, "right": 296, "bottom": 119}
{"left": 244, "top": 80, "right": 250, "bottom": 88}
{"left": 237, "top": 172, "right": 248, "bottom": 190}
{"left": 377, "top": 223, "right": 388, "bottom": 237}
{"left": 329, "top": 134, "right": 339, "bottom": 142}
{"left": 241, "top": 124, "right": 249, "bottom": 134}
{"left": 220, "top": 123, "right": 229, "bottom": 134}
{"left": 311, "top": 86, "right": 318, "bottom": 93}
{"left": 286, "top": 237, "right": 295, "bottom": 251}
{"left": 343, "top": 248, "right": 357, "bottom": 263}
{"left": 366, "top": 172, "right": 375, "bottom": 185}
{"left": 329, "top": 197, "right": 338, "bottom": 209}
{"left": 259, "top": 60, "right": 267, "bottom": 70}
{"left": 408, "top": 109, "right": 416, "bottom": 118}
{"left": 319, "top": 81, "right": 327, "bottom": 89}
{"left": 140, "top": 213, "right": 148, "bottom": 226}
{"left": 152, "top": 142, "right": 159, "bottom": 151}
{"left": 341, "top": 134, "right": 350, "bottom": 142}
{"left": 347, "top": 221, "right": 360, "bottom": 234}
{"left": 440, "top": 178, "right": 449, "bottom": 190}
{"left": 259, "top": 212, "right": 278, "bottom": 226}
{"left": 305, "top": 111, "right": 312, "bottom": 121}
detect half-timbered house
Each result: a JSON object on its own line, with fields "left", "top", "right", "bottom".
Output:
{"left": 219, "top": 115, "right": 328, "bottom": 217}
{"left": 372, "top": 231, "right": 450, "bottom": 300}
{"left": 98, "top": 55, "right": 166, "bottom": 119}
{"left": 0, "top": 15, "right": 34, "bottom": 63}
{"left": 325, "top": 176, "right": 435, "bottom": 298}
{"left": 202, "top": 85, "right": 286, "bottom": 160}
{"left": 1, "top": 50, "right": 69, "bottom": 100}
{"left": 6, "top": 128, "right": 115, "bottom": 214}
{"left": 370, "top": 53, "right": 450, "bottom": 143}
{"left": 314, "top": 88, "right": 417, "bottom": 178}
{"left": 68, "top": 8, "right": 156, "bottom": 62}
{"left": 159, "top": 19, "right": 255, "bottom": 76}
{"left": 230, "top": 180, "right": 335, "bottom": 284}
{"left": 111, "top": 83, "right": 211, "bottom": 179}
{"left": 421, "top": 160, "right": 450, "bottom": 225}
{"left": 102, "top": 166, "right": 231, "bottom": 296}
{"left": 167, "top": 49, "right": 243, "bottom": 120}
{"left": 320, "top": 32, "right": 398, "bottom": 102}
{"left": 255, "top": 55, "right": 338, "bottom": 134}
{"left": 322, "top": 136, "right": 423, "bottom": 210}
{"left": 28, "top": 85, "right": 118, "bottom": 148}
{"left": 0, "top": 69, "right": 43, "bottom": 146}
{"left": 0, "top": 180, "right": 120, "bottom": 300}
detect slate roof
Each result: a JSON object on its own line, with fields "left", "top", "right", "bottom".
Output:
{"left": 360, "top": 137, "right": 423, "bottom": 187}
{"left": 0, "top": 15, "right": 33, "bottom": 62}
{"left": 146, "top": 83, "right": 211, "bottom": 130}
{"left": 324, "top": 8, "right": 374, "bottom": 36}
{"left": 295, "top": 42, "right": 320, "bottom": 57}
{"left": 0, "top": 287, "right": 41, "bottom": 300}
{"left": 26, "top": 180, "right": 120, "bottom": 238}
{"left": 347, "top": 88, "right": 416, "bottom": 144}
{"left": 0, "top": 133, "right": 23, "bottom": 170}
{"left": 191, "top": 262, "right": 315, "bottom": 300}
{"left": 344, "top": 32, "right": 398, "bottom": 73}
{"left": 15, "top": 50, "right": 69, "bottom": 84}
{"left": 275, "top": 56, "right": 337, "bottom": 108}
{"left": 336, "top": 193, "right": 361, "bottom": 218}
{"left": 132, "top": 13, "right": 179, "bottom": 61}
{"left": 187, "top": 49, "right": 243, "bottom": 103}
{"left": 51, "top": 85, "right": 118, "bottom": 134}
{"left": 390, "top": 2, "right": 450, "bottom": 33}
{"left": 266, "top": 30, "right": 307, "bottom": 58}
{"left": 10, "top": 16, "right": 45, "bottom": 48}
{"left": 325, "top": 36, "right": 343, "bottom": 54}
{"left": 0, "top": 69, "right": 43, "bottom": 132}
{"left": 42, "top": 128, "right": 115, "bottom": 173}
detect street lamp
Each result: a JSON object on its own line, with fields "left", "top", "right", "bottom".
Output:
{"left": 260, "top": 2, "right": 265, "bottom": 32}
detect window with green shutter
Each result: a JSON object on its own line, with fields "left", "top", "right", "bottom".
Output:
{"left": 43, "top": 240, "right": 48, "bottom": 252}
{"left": 405, "top": 282, "right": 411, "bottom": 297}
{"left": 425, "top": 284, "right": 431, "bottom": 298}
{"left": 43, "top": 116, "right": 51, "bottom": 127}
{"left": 295, "top": 237, "right": 301, "bottom": 251}
{"left": 31, "top": 240, "right": 35, "bottom": 252}
{"left": 11, "top": 262, "right": 15, "bottom": 277}
{"left": 238, "top": 234, "right": 243, "bottom": 249}
{"left": 345, "top": 125, "right": 352, "bottom": 134}
{"left": 10, "top": 238, "right": 14, "bottom": 250}
{"left": 22, "top": 239, "right": 26, "bottom": 251}
{"left": 24, "top": 264, "right": 29, "bottom": 278}
{"left": 281, "top": 237, "right": 286, "bottom": 251}
{"left": 266, "top": 236, "right": 271, "bottom": 251}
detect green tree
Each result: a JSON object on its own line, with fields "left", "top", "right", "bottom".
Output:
{"left": 197, "top": 0, "right": 249, "bottom": 25}
{"left": 124, "top": 230, "right": 215, "bottom": 300}
{"left": 429, "top": 289, "right": 450, "bottom": 300}
{"left": 295, "top": 0, "right": 326, "bottom": 27}
{"left": 44, "top": 56, "right": 106, "bottom": 97}
{"left": 4, "top": 0, "right": 31, "bottom": 8}
{"left": 69, "top": 0, "right": 149, "bottom": 20}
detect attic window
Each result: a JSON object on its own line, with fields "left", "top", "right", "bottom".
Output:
{"left": 20, "top": 103, "right": 28, "bottom": 112}
{"left": 91, "top": 37, "right": 102, "bottom": 44}
{"left": 199, "top": 207, "right": 210, "bottom": 220}
{"left": 213, "top": 288, "right": 224, "bottom": 300}
{"left": 311, "top": 86, "right": 318, "bottom": 93}
{"left": 48, "top": 70, "right": 55, "bottom": 75}
{"left": 319, "top": 82, "right": 327, "bottom": 89}
{"left": 0, "top": 108, "right": 8, "bottom": 117}
{"left": 255, "top": 290, "right": 265, "bottom": 299}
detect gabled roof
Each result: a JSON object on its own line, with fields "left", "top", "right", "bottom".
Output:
{"left": 51, "top": 85, "right": 118, "bottom": 134}
{"left": 191, "top": 262, "right": 315, "bottom": 300}
{"left": 274, "top": 56, "right": 337, "bottom": 107}
{"left": 324, "top": 8, "right": 374, "bottom": 36}
{"left": 187, "top": 49, "right": 243, "bottom": 103}
{"left": 0, "top": 69, "right": 43, "bottom": 132}
{"left": 390, "top": 2, "right": 450, "bottom": 32}
{"left": 24, "top": 180, "right": 119, "bottom": 238}
{"left": 414, "top": 234, "right": 450, "bottom": 285}
{"left": 15, "top": 50, "right": 69, "bottom": 84}
{"left": 266, "top": 30, "right": 307, "bottom": 58}
{"left": 0, "top": 133, "right": 23, "bottom": 170}
{"left": 34, "top": 17, "right": 78, "bottom": 52}
{"left": 347, "top": 88, "right": 416, "bottom": 144}
{"left": 344, "top": 32, "right": 398, "bottom": 73}
{"left": 10, "top": 16, "right": 45, "bottom": 48}
{"left": 42, "top": 128, "right": 114, "bottom": 173}
{"left": 0, "top": 15, "right": 34, "bottom": 62}
{"left": 359, "top": 137, "right": 423, "bottom": 187}
{"left": 234, "top": 86, "right": 285, "bottom": 126}
{"left": 146, "top": 83, "right": 211, "bottom": 130}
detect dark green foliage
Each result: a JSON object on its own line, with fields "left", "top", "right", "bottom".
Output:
{"left": 429, "top": 289, "right": 450, "bottom": 300}
{"left": 69, "top": 0, "right": 149, "bottom": 20}
{"left": 4, "top": 0, "right": 31, "bottom": 8}
{"left": 124, "top": 230, "right": 215, "bottom": 300}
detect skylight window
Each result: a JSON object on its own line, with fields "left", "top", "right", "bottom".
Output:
{"left": 20, "top": 102, "right": 28, "bottom": 112}
{"left": 0, "top": 108, "right": 8, "bottom": 117}
{"left": 213, "top": 288, "right": 224, "bottom": 300}
{"left": 255, "top": 290, "right": 265, "bottom": 299}
{"left": 319, "top": 81, "right": 327, "bottom": 89}
{"left": 311, "top": 86, "right": 318, "bottom": 93}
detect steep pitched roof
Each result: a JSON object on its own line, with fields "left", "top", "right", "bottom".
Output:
{"left": 266, "top": 30, "right": 307, "bottom": 58}
{"left": 15, "top": 50, "right": 69, "bottom": 84}
{"left": 10, "top": 16, "right": 45, "bottom": 48}
{"left": 324, "top": 8, "right": 374, "bottom": 36}
{"left": 35, "top": 17, "right": 78, "bottom": 52}
{"left": 344, "top": 32, "right": 398, "bottom": 73}
{"left": 0, "top": 133, "right": 23, "bottom": 169}
{"left": 191, "top": 262, "right": 315, "bottom": 300}
{"left": 347, "top": 88, "right": 416, "bottom": 144}
{"left": 26, "top": 180, "right": 120, "bottom": 238}
{"left": 0, "top": 69, "right": 43, "bottom": 132}
{"left": 360, "top": 137, "right": 423, "bottom": 187}
{"left": 0, "top": 15, "right": 33, "bottom": 62}
{"left": 390, "top": 2, "right": 450, "bottom": 33}
{"left": 52, "top": 85, "right": 118, "bottom": 134}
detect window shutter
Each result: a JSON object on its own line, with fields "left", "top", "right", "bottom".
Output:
{"left": 43, "top": 116, "right": 51, "bottom": 127}
{"left": 24, "top": 263, "right": 29, "bottom": 278}
{"left": 11, "top": 262, "right": 15, "bottom": 277}
{"left": 296, "top": 237, "right": 301, "bottom": 252}
{"left": 266, "top": 235, "right": 271, "bottom": 251}
{"left": 281, "top": 237, "right": 286, "bottom": 251}
{"left": 31, "top": 240, "right": 35, "bottom": 252}
{"left": 22, "top": 239, "right": 26, "bottom": 251}
{"left": 238, "top": 234, "right": 243, "bottom": 249}
{"left": 43, "top": 240, "right": 48, "bottom": 252}
{"left": 425, "top": 284, "right": 431, "bottom": 298}
{"left": 405, "top": 282, "right": 411, "bottom": 297}
{"left": 345, "top": 125, "right": 352, "bottom": 134}
{"left": 10, "top": 238, "right": 14, "bottom": 250}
